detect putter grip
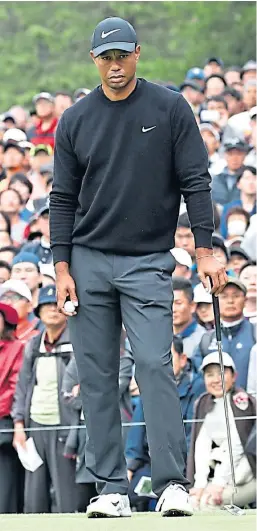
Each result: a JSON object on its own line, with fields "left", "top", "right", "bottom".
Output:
{"left": 210, "top": 278, "right": 222, "bottom": 341}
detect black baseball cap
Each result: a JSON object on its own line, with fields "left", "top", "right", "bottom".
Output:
{"left": 180, "top": 80, "right": 204, "bottom": 93}
{"left": 212, "top": 233, "right": 229, "bottom": 261}
{"left": 229, "top": 246, "right": 249, "bottom": 261}
{"left": 224, "top": 138, "right": 250, "bottom": 152}
{"left": 3, "top": 142, "right": 25, "bottom": 155}
{"left": 205, "top": 57, "right": 224, "bottom": 68}
{"left": 91, "top": 17, "right": 137, "bottom": 57}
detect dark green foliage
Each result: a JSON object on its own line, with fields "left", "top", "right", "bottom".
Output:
{"left": 0, "top": 1, "right": 255, "bottom": 110}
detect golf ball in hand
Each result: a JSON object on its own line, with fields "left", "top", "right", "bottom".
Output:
{"left": 64, "top": 301, "right": 76, "bottom": 313}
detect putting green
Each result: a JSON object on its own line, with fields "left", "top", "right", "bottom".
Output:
{"left": 0, "top": 511, "right": 255, "bottom": 531}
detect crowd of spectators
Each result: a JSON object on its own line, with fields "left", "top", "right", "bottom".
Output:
{"left": 0, "top": 55, "right": 256, "bottom": 514}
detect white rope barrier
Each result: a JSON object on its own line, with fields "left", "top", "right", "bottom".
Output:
{"left": 1, "top": 416, "right": 256, "bottom": 433}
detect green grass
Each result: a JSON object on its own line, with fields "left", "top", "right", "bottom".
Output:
{"left": 0, "top": 511, "right": 256, "bottom": 531}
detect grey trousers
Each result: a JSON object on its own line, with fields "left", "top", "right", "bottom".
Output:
{"left": 24, "top": 421, "right": 77, "bottom": 513}
{"left": 69, "top": 246, "right": 189, "bottom": 497}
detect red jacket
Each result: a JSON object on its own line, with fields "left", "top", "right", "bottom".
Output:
{"left": 28, "top": 117, "right": 58, "bottom": 149}
{"left": 0, "top": 339, "right": 24, "bottom": 418}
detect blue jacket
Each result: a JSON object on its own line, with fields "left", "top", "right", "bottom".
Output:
{"left": 192, "top": 318, "right": 255, "bottom": 389}
{"left": 220, "top": 199, "right": 256, "bottom": 239}
{"left": 211, "top": 171, "right": 240, "bottom": 206}
{"left": 177, "top": 319, "right": 205, "bottom": 359}
{"left": 125, "top": 363, "right": 205, "bottom": 470}
{"left": 21, "top": 241, "right": 52, "bottom": 264}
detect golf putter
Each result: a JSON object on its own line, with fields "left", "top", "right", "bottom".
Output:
{"left": 210, "top": 280, "right": 245, "bottom": 516}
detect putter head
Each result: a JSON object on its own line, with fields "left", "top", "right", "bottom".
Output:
{"left": 224, "top": 504, "right": 245, "bottom": 516}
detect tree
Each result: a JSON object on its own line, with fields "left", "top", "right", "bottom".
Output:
{"left": 0, "top": 1, "right": 255, "bottom": 110}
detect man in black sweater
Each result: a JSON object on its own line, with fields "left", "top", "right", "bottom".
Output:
{"left": 50, "top": 17, "right": 227, "bottom": 518}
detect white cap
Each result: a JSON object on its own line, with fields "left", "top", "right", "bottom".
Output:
{"left": 194, "top": 283, "right": 212, "bottom": 304}
{"left": 200, "top": 351, "right": 236, "bottom": 372}
{"left": 3, "top": 128, "right": 27, "bottom": 143}
{"left": 199, "top": 123, "right": 220, "bottom": 142}
{"left": 40, "top": 263, "right": 56, "bottom": 281}
{"left": 0, "top": 279, "right": 32, "bottom": 302}
{"left": 170, "top": 248, "right": 192, "bottom": 269}
{"left": 19, "top": 140, "right": 34, "bottom": 150}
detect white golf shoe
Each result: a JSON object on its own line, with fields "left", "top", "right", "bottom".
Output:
{"left": 156, "top": 484, "right": 193, "bottom": 517}
{"left": 86, "top": 493, "right": 132, "bottom": 518}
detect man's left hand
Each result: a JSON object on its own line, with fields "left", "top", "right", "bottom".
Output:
{"left": 196, "top": 250, "right": 228, "bottom": 296}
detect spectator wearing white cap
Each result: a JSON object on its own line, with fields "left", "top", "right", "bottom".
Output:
{"left": 193, "top": 278, "right": 256, "bottom": 389}
{"left": 240, "top": 61, "right": 257, "bottom": 84}
{"left": 194, "top": 283, "right": 214, "bottom": 330}
{"left": 0, "top": 279, "right": 41, "bottom": 343}
{"left": 171, "top": 248, "right": 192, "bottom": 280}
{"left": 188, "top": 351, "right": 256, "bottom": 511}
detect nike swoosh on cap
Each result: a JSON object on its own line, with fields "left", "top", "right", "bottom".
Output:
{"left": 101, "top": 29, "right": 121, "bottom": 39}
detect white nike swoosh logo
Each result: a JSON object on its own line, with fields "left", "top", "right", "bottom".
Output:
{"left": 142, "top": 126, "right": 156, "bottom": 133}
{"left": 101, "top": 29, "right": 121, "bottom": 39}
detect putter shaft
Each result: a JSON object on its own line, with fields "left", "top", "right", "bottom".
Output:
{"left": 211, "top": 290, "right": 237, "bottom": 506}
{"left": 216, "top": 340, "right": 237, "bottom": 498}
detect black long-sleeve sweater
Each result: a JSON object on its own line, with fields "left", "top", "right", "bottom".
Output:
{"left": 50, "top": 79, "right": 214, "bottom": 264}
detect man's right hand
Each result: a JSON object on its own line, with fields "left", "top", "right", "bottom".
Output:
{"left": 55, "top": 262, "right": 79, "bottom": 316}
{"left": 13, "top": 422, "right": 27, "bottom": 450}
